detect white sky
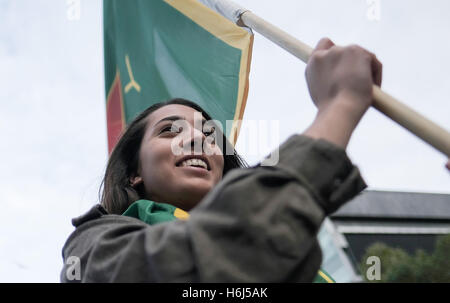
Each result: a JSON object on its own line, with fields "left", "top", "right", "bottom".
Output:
{"left": 0, "top": 0, "right": 449, "bottom": 282}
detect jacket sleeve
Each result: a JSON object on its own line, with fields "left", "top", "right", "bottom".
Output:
{"left": 61, "top": 135, "right": 366, "bottom": 282}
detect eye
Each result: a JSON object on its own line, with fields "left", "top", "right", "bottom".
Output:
{"left": 159, "top": 125, "right": 182, "bottom": 135}
{"left": 203, "top": 127, "right": 217, "bottom": 145}
{"left": 203, "top": 127, "right": 215, "bottom": 137}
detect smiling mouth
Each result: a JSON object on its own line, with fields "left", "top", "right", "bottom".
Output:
{"left": 176, "top": 157, "right": 210, "bottom": 171}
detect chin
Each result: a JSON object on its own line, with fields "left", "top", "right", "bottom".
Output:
{"left": 185, "top": 177, "right": 216, "bottom": 192}
{"left": 174, "top": 182, "right": 214, "bottom": 210}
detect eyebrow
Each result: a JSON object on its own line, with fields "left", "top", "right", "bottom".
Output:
{"left": 154, "top": 115, "right": 207, "bottom": 127}
{"left": 155, "top": 115, "right": 186, "bottom": 127}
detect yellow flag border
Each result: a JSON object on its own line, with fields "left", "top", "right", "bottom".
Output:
{"left": 165, "top": 0, "right": 253, "bottom": 145}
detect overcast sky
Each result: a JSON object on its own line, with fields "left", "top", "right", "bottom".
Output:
{"left": 1, "top": 0, "right": 449, "bottom": 282}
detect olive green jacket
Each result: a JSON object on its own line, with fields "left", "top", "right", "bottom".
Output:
{"left": 61, "top": 135, "right": 366, "bottom": 282}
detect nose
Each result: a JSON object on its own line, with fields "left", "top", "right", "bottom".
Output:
{"left": 182, "top": 125, "right": 206, "bottom": 155}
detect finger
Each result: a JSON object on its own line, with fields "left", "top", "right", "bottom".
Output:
{"left": 314, "top": 37, "right": 335, "bottom": 52}
{"left": 446, "top": 160, "right": 450, "bottom": 171}
{"left": 370, "top": 53, "right": 383, "bottom": 87}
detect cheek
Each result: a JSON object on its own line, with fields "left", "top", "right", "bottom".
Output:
{"left": 139, "top": 142, "right": 175, "bottom": 186}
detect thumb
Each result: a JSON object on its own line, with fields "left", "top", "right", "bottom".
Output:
{"left": 314, "top": 37, "right": 335, "bottom": 52}
{"left": 369, "top": 53, "right": 383, "bottom": 87}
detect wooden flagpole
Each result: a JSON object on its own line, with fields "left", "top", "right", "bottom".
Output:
{"left": 238, "top": 10, "right": 450, "bottom": 158}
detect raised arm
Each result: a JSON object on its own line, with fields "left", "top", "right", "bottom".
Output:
{"left": 303, "top": 38, "right": 382, "bottom": 149}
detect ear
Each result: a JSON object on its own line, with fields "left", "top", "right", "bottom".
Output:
{"left": 130, "top": 175, "right": 143, "bottom": 188}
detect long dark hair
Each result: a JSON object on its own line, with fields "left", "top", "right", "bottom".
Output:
{"left": 99, "top": 98, "right": 247, "bottom": 214}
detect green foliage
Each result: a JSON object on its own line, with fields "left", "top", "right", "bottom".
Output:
{"left": 359, "top": 234, "right": 450, "bottom": 282}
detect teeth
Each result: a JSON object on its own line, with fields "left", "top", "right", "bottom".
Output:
{"left": 180, "top": 158, "right": 208, "bottom": 170}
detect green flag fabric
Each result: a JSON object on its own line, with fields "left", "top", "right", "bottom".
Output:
{"left": 122, "top": 199, "right": 190, "bottom": 225}
{"left": 104, "top": 0, "right": 253, "bottom": 154}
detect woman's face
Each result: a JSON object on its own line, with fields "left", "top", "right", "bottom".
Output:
{"left": 132, "top": 104, "right": 224, "bottom": 211}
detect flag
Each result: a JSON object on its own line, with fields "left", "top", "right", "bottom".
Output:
{"left": 104, "top": 0, "right": 253, "bottom": 154}
{"left": 103, "top": 0, "right": 347, "bottom": 283}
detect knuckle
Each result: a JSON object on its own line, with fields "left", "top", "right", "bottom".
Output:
{"left": 315, "top": 37, "right": 334, "bottom": 51}
{"left": 319, "top": 37, "right": 332, "bottom": 44}
{"left": 346, "top": 45, "right": 372, "bottom": 60}
{"left": 309, "top": 51, "right": 324, "bottom": 64}
{"left": 328, "top": 45, "right": 342, "bottom": 55}
{"left": 347, "top": 44, "right": 362, "bottom": 53}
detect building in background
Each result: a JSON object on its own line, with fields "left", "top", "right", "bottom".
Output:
{"left": 318, "top": 190, "right": 450, "bottom": 282}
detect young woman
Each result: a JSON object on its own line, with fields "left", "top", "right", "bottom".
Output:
{"left": 61, "top": 38, "right": 382, "bottom": 282}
